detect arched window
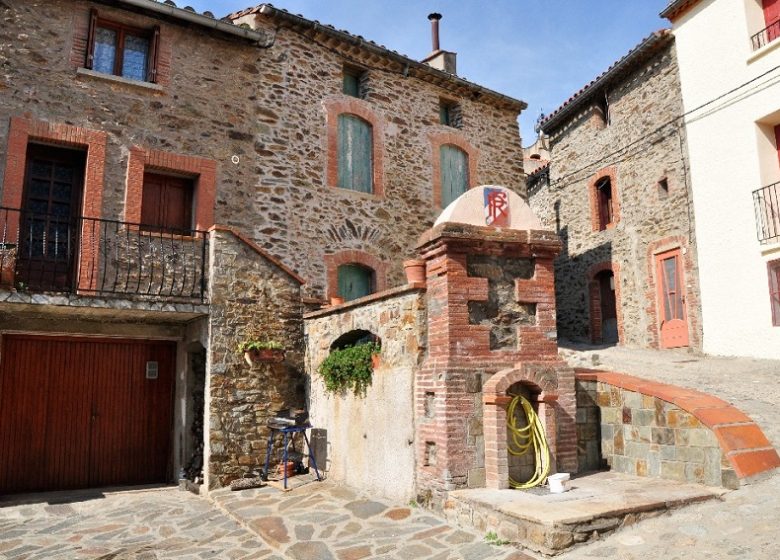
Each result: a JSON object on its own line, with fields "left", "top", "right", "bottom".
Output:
{"left": 337, "top": 263, "right": 374, "bottom": 301}
{"left": 440, "top": 144, "right": 469, "bottom": 207}
{"left": 338, "top": 114, "right": 373, "bottom": 193}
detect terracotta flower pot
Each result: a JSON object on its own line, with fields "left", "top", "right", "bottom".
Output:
{"left": 330, "top": 296, "right": 344, "bottom": 306}
{"left": 243, "top": 348, "right": 285, "bottom": 366}
{"left": 403, "top": 259, "right": 426, "bottom": 284}
{"left": 371, "top": 352, "right": 381, "bottom": 369}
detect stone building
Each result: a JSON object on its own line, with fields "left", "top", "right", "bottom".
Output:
{"left": 0, "top": 0, "right": 527, "bottom": 494}
{"left": 528, "top": 30, "right": 703, "bottom": 351}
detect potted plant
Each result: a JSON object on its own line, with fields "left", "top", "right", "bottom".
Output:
{"left": 318, "top": 342, "right": 380, "bottom": 396}
{"left": 403, "top": 259, "right": 426, "bottom": 284}
{"left": 238, "top": 340, "right": 285, "bottom": 365}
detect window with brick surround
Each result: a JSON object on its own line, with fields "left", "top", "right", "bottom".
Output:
{"left": 338, "top": 114, "right": 373, "bottom": 193}
{"left": 596, "top": 176, "right": 614, "bottom": 230}
{"left": 86, "top": 9, "right": 160, "bottom": 83}
{"left": 769, "top": 259, "right": 780, "bottom": 326}
{"left": 337, "top": 264, "right": 374, "bottom": 301}
{"left": 140, "top": 172, "right": 194, "bottom": 234}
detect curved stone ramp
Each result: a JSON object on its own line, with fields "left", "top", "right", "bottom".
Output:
{"left": 576, "top": 368, "right": 780, "bottom": 483}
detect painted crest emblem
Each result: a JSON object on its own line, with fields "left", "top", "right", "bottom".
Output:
{"left": 484, "top": 188, "right": 510, "bottom": 227}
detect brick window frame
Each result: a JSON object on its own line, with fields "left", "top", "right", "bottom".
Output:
{"left": 769, "top": 258, "right": 780, "bottom": 326}
{"left": 429, "top": 131, "right": 479, "bottom": 208}
{"left": 70, "top": 5, "right": 172, "bottom": 86}
{"left": 587, "top": 261, "right": 624, "bottom": 344}
{"left": 324, "top": 98, "right": 384, "bottom": 197}
{"left": 588, "top": 166, "right": 620, "bottom": 231}
{"left": 125, "top": 147, "right": 216, "bottom": 231}
{"left": 1, "top": 116, "right": 108, "bottom": 292}
{"left": 324, "top": 249, "right": 388, "bottom": 300}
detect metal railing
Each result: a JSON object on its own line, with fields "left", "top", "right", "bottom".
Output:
{"left": 753, "top": 182, "right": 780, "bottom": 244}
{"left": 751, "top": 19, "right": 780, "bottom": 50}
{"left": 0, "top": 207, "right": 209, "bottom": 301}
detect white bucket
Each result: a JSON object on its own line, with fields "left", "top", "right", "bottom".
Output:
{"left": 548, "top": 472, "right": 570, "bottom": 493}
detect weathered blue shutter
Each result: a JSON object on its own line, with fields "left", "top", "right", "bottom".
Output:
{"left": 440, "top": 144, "right": 468, "bottom": 207}
{"left": 338, "top": 264, "right": 373, "bottom": 301}
{"left": 338, "top": 114, "right": 373, "bottom": 193}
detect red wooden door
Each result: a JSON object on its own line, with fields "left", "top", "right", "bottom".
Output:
{"left": 656, "top": 249, "right": 690, "bottom": 348}
{"left": 0, "top": 335, "right": 175, "bottom": 494}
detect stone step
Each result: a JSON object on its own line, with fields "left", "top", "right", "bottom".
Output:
{"left": 441, "top": 471, "right": 724, "bottom": 556}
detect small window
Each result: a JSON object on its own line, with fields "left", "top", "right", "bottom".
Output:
{"left": 337, "top": 114, "right": 373, "bottom": 192}
{"left": 658, "top": 177, "right": 669, "bottom": 198}
{"left": 440, "top": 144, "right": 469, "bottom": 207}
{"left": 596, "top": 176, "right": 614, "bottom": 230}
{"left": 343, "top": 66, "right": 366, "bottom": 98}
{"left": 337, "top": 264, "right": 374, "bottom": 301}
{"left": 439, "top": 99, "right": 462, "bottom": 128}
{"left": 769, "top": 259, "right": 780, "bottom": 326}
{"left": 86, "top": 9, "right": 160, "bottom": 82}
{"left": 141, "top": 172, "right": 193, "bottom": 234}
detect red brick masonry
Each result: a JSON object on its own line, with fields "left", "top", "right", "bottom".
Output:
{"left": 576, "top": 368, "right": 780, "bottom": 480}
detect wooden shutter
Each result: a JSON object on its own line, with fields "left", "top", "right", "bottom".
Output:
{"left": 338, "top": 264, "right": 373, "bottom": 301}
{"left": 85, "top": 8, "right": 99, "bottom": 69}
{"left": 337, "top": 114, "right": 373, "bottom": 193}
{"left": 764, "top": 0, "right": 780, "bottom": 26}
{"left": 439, "top": 144, "right": 468, "bottom": 207}
{"left": 141, "top": 173, "right": 193, "bottom": 233}
{"left": 147, "top": 25, "right": 160, "bottom": 83}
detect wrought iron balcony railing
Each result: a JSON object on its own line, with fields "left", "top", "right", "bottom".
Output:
{"left": 753, "top": 182, "right": 780, "bottom": 244}
{"left": 751, "top": 19, "right": 780, "bottom": 50}
{"left": 0, "top": 207, "right": 209, "bottom": 302}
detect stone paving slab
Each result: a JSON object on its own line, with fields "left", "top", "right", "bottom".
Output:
{"left": 210, "top": 481, "right": 532, "bottom": 560}
{"left": 0, "top": 486, "right": 275, "bottom": 559}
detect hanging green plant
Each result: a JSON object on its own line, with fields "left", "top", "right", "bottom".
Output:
{"left": 318, "top": 342, "right": 380, "bottom": 396}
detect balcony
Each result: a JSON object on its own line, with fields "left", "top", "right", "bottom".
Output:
{"left": 751, "top": 20, "right": 780, "bottom": 51}
{"left": 0, "top": 207, "right": 209, "bottom": 302}
{"left": 753, "top": 182, "right": 780, "bottom": 244}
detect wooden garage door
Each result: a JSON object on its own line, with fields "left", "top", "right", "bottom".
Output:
{"left": 0, "top": 335, "right": 175, "bottom": 494}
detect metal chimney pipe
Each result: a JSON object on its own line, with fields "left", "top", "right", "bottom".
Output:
{"left": 428, "top": 13, "right": 442, "bottom": 52}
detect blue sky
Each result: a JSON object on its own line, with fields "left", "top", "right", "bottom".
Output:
{"left": 183, "top": 1, "right": 670, "bottom": 145}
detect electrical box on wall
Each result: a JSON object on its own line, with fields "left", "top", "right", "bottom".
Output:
{"left": 146, "top": 361, "right": 159, "bottom": 380}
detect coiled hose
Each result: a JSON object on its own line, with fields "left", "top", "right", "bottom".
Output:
{"left": 506, "top": 394, "right": 551, "bottom": 489}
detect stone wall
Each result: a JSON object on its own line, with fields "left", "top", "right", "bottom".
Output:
{"left": 528, "top": 39, "right": 703, "bottom": 350}
{"left": 579, "top": 378, "right": 733, "bottom": 487}
{"left": 304, "top": 286, "right": 426, "bottom": 502}
{"left": 206, "top": 229, "right": 305, "bottom": 489}
{"left": 0, "top": 0, "right": 527, "bottom": 300}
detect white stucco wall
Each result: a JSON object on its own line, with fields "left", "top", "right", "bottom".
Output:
{"left": 305, "top": 289, "right": 425, "bottom": 502}
{"left": 672, "top": 0, "right": 780, "bottom": 358}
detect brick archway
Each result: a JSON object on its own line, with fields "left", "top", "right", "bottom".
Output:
{"left": 482, "top": 364, "right": 561, "bottom": 490}
{"left": 587, "top": 261, "right": 623, "bottom": 344}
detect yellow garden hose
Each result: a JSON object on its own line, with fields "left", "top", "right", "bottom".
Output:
{"left": 506, "top": 394, "right": 551, "bottom": 489}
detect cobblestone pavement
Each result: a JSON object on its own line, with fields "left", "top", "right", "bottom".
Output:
{"left": 210, "top": 481, "right": 530, "bottom": 560}
{"left": 556, "top": 344, "right": 780, "bottom": 559}
{"left": 0, "top": 486, "right": 272, "bottom": 559}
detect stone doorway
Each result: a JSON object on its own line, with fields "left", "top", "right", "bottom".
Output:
{"left": 589, "top": 264, "right": 621, "bottom": 345}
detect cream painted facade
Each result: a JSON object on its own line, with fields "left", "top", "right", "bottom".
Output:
{"left": 669, "top": 0, "right": 780, "bottom": 358}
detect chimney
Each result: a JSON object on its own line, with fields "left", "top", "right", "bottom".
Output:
{"left": 422, "top": 12, "right": 457, "bottom": 75}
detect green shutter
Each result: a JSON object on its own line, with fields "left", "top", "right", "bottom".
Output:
{"left": 343, "top": 72, "right": 360, "bottom": 97}
{"left": 440, "top": 144, "right": 468, "bottom": 207}
{"left": 338, "top": 114, "right": 373, "bottom": 193}
{"left": 439, "top": 103, "right": 450, "bottom": 126}
{"left": 338, "top": 264, "right": 373, "bottom": 301}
